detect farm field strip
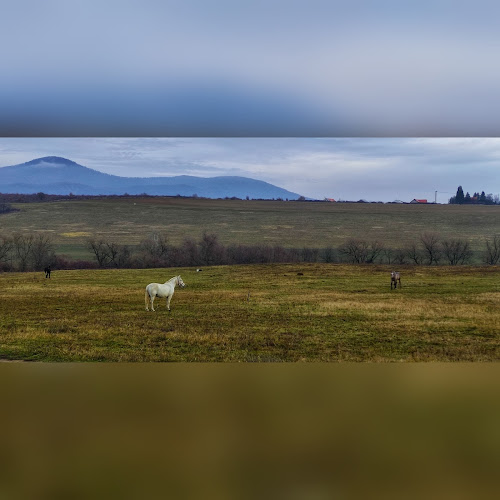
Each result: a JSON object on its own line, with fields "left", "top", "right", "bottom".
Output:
{"left": 1, "top": 198, "right": 499, "bottom": 260}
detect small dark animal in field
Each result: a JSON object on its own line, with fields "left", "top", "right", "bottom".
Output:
{"left": 297, "top": 272, "right": 304, "bottom": 276}
{"left": 390, "top": 271, "right": 401, "bottom": 289}
{"left": 196, "top": 268, "right": 203, "bottom": 272}
{"left": 44, "top": 266, "right": 51, "bottom": 279}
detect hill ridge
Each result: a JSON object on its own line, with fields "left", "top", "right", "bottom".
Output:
{"left": 0, "top": 156, "right": 302, "bottom": 199}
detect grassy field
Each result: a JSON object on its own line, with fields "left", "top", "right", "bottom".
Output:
{"left": 1, "top": 197, "right": 499, "bottom": 259}
{"left": 1, "top": 263, "right": 499, "bottom": 362}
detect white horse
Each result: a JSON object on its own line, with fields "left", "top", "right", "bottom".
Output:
{"left": 145, "top": 275, "right": 185, "bottom": 312}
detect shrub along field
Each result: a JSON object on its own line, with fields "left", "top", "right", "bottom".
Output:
{"left": 1, "top": 197, "right": 499, "bottom": 260}
{"left": 1, "top": 264, "right": 498, "bottom": 362}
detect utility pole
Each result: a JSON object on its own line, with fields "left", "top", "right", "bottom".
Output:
{"left": 434, "top": 191, "right": 451, "bottom": 204}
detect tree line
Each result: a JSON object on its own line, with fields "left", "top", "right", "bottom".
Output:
{"left": 1, "top": 231, "right": 500, "bottom": 272}
{"left": 449, "top": 186, "right": 499, "bottom": 205}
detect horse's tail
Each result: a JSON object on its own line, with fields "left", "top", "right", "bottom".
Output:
{"left": 145, "top": 288, "right": 150, "bottom": 309}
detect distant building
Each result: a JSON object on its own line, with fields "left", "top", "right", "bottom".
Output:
{"left": 410, "top": 199, "right": 428, "bottom": 204}
{"left": 324, "top": 198, "right": 336, "bottom": 202}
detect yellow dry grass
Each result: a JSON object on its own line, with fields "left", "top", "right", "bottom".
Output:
{"left": 60, "top": 231, "right": 92, "bottom": 237}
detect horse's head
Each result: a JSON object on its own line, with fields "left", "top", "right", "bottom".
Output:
{"left": 177, "top": 275, "right": 186, "bottom": 288}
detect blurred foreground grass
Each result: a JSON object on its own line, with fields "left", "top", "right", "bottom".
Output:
{"left": 1, "top": 363, "right": 499, "bottom": 499}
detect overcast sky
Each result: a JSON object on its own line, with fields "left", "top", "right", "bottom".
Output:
{"left": 1, "top": 138, "right": 499, "bottom": 202}
{"left": 2, "top": 1, "right": 500, "bottom": 135}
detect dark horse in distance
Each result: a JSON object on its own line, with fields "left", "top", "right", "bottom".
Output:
{"left": 44, "top": 266, "right": 51, "bottom": 278}
{"left": 390, "top": 271, "right": 401, "bottom": 289}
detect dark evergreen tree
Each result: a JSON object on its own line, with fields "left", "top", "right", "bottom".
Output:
{"left": 449, "top": 187, "right": 496, "bottom": 205}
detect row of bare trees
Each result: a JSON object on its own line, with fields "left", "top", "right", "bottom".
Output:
{"left": 85, "top": 233, "right": 334, "bottom": 269}
{"left": 339, "top": 233, "right": 483, "bottom": 266}
{"left": 86, "top": 232, "right": 500, "bottom": 268}
{"left": 1, "top": 231, "right": 500, "bottom": 271}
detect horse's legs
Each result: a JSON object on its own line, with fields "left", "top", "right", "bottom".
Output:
{"left": 167, "top": 295, "right": 172, "bottom": 311}
{"left": 151, "top": 296, "right": 156, "bottom": 312}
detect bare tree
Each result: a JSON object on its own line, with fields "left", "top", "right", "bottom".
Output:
{"left": 30, "top": 234, "right": 54, "bottom": 270}
{"left": 0, "top": 234, "right": 12, "bottom": 262}
{"left": 140, "top": 232, "right": 169, "bottom": 264}
{"left": 0, "top": 234, "right": 13, "bottom": 268}
{"left": 393, "top": 248, "right": 408, "bottom": 265}
{"left": 321, "top": 246, "right": 336, "bottom": 263}
{"left": 441, "top": 239, "right": 473, "bottom": 265}
{"left": 116, "top": 245, "right": 132, "bottom": 268}
{"left": 93, "top": 240, "right": 131, "bottom": 268}
{"left": 383, "top": 247, "right": 394, "bottom": 264}
{"left": 301, "top": 247, "right": 319, "bottom": 262}
{"left": 483, "top": 235, "right": 500, "bottom": 265}
{"left": 87, "top": 238, "right": 111, "bottom": 268}
{"left": 12, "top": 233, "right": 35, "bottom": 271}
{"left": 420, "top": 232, "right": 441, "bottom": 265}
{"left": 338, "top": 239, "right": 383, "bottom": 264}
{"left": 180, "top": 238, "right": 201, "bottom": 266}
{"left": 365, "top": 241, "right": 385, "bottom": 264}
{"left": 288, "top": 247, "right": 302, "bottom": 262}
{"left": 338, "top": 239, "right": 369, "bottom": 263}
{"left": 104, "top": 242, "right": 130, "bottom": 268}
{"left": 405, "top": 242, "right": 423, "bottom": 265}
{"left": 199, "top": 232, "right": 225, "bottom": 265}
{"left": 270, "top": 245, "right": 288, "bottom": 263}
{"left": 385, "top": 247, "right": 408, "bottom": 265}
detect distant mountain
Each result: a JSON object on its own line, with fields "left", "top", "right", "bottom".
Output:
{"left": 0, "top": 156, "right": 303, "bottom": 199}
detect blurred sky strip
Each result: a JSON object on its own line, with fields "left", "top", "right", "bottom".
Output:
{"left": 2, "top": 0, "right": 500, "bottom": 136}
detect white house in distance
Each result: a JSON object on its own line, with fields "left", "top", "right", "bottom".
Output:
{"left": 410, "top": 199, "right": 428, "bottom": 204}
